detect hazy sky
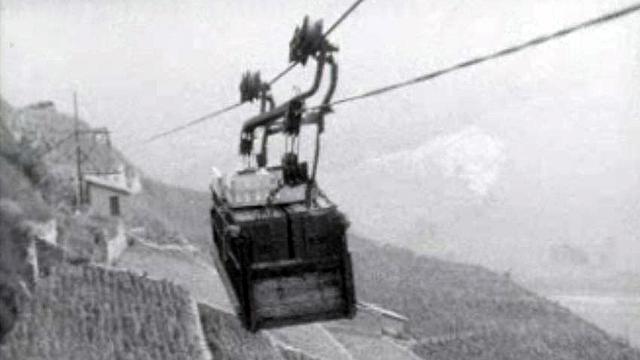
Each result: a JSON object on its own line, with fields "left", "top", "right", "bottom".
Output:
{"left": 1, "top": 0, "right": 639, "bottom": 187}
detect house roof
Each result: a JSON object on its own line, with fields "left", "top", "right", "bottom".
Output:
{"left": 84, "top": 175, "right": 132, "bottom": 195}
{"left": 357, "top": 301, "right": 409, "bottom": 322}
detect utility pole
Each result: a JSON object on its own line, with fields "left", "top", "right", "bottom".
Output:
{"left": 74, "top": 92, "right": 83, "bottom": 210}
{"left": 68, "top": 92, "right": 120, "bottom": 211}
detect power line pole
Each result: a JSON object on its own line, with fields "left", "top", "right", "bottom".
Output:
{"left": 69, "top": 92, "right": 122, "bottom": 211}
{"left": 73, "top": 92, "right": 83, "bottom": 210}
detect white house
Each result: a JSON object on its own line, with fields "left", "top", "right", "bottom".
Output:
{"left": 84, "top": 174, "right": 132, "bottom": 217}
{"left": 83, "top": 174, "right": 135, "bottom": 264}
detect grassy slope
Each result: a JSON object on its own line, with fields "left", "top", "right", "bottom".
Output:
{"left": 347, "top": 235, "right": 640, "bottom": 360}
{"left": 129, "top": 175, "right": 640, "bottom": 359}
{"left": 126, "top": 177, "right": 212, "bottom": 250}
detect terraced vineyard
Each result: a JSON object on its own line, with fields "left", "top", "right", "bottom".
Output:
{"left": 414, "top": 325, "right": 639, "bottom": 360}
{"left": 0, "top": 265, "right": 208, "bottom": 360}
{"left": 348, "top": 236, "right": 640, "bottom": 360}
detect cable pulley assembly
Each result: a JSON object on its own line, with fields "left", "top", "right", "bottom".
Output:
{"left": 284, "top": 100, "right": 304, "bottom": 136}
{"left": 239, "top": 131, "right": 254, "bottom": 156}
{"left": 289, "top": 16, "right": 337, "bottom": 65}
{"left": 239, "top": 71, "right": 267, "bottom": 103}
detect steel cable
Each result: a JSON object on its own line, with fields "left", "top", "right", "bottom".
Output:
{"left": 128, "top": 0, "right": 368, "bottom": 147}
{"left": 328, "top": 2, "right": 640, "bottom": 107}
{"left": 268, "top": 0, "right": 369, "bottom": 85}
{"left": 125, "top": 102, "right": 243, "bottom": 148}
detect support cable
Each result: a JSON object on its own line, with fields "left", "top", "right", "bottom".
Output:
{"left": 126, "top": 0, "right": 368, "bottom": 147}
{"left": 126, "top": 102, "right": 243, "bottom": 147}
{"left": 267, "top": 0, "right": 368, "bottom": 85}
{"left": 327, "top": 2, "right": 640, "bottom": 107}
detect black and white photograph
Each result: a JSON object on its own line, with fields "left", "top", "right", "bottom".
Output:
{"left": 1, "top": 1, "right": 639, "bottom": 359}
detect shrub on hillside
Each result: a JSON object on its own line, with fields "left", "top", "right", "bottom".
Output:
{"left": 0, "top": 157, "right": 51, "bottom": 222}
{"left": 0, "top": 199, "right": 33, "bottom": 344}
{"left": 1, "top": 137, "right": 48, "bottom": 186}
{"left": 53, "top": 212, "right": 119, "bottom": 262}
{"left": 37, "top": 164, "right": 76, "bottom": 209}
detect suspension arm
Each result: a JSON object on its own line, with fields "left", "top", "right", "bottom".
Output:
{"left": 241, "top": 52, "right": 326, "bottom": 137}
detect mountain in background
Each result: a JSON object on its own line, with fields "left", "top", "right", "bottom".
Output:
{"left": 324, "top": 104, "right": 640, "bottom": 291}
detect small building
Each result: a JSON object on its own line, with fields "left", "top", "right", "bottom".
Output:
{"left": 83, "top": 175, "right": 133, "bottom": 264}
{"left": 84, "top": 174, "right": 132, "bottom": 217}
{"left": 357, "top": 301, "right": 410, "bottom": 340}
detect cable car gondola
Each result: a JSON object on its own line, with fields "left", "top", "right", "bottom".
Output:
{"left": 209, "top": 17, "right": 356, "bottom": 332}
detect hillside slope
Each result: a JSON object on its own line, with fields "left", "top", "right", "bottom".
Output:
{"left": 126, "top": 178, "right": 212, "bottom": 252}
{"left": 115, "top": 169, "right": 640, "bottom": 359}
{"left": 347, "top": 235, "right": 639, "bottom": 359}
{"left": 1, "top": 99, "right": 55, "bottom": 342}
{"left": 3, "top": 96, "right": 638, "bottom": 359}
{"left": 122, "top": 173, "right": 640, "bottom": 359}
{"left": 0, "top": 97, "right": 288, "bottom": 359}
{"left": 1, "top": 96, "right": 209, "bottom": 251}
{"left": 107, "top": 147, "right": 640, "bottom": 359}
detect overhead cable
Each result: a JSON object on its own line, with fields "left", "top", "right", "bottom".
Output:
{"left": 328, "top": 2, "right": 640, "bottom": 107}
